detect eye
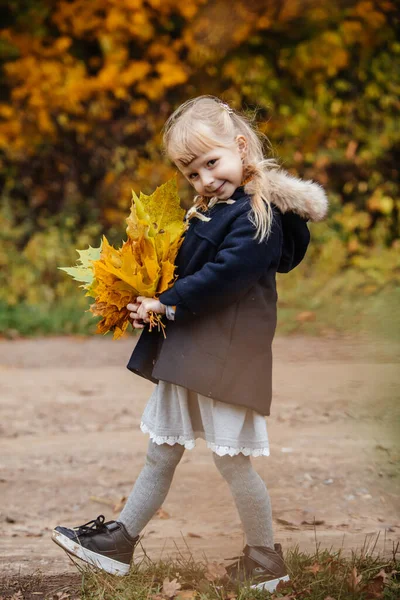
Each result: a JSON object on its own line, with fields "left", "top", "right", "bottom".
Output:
{"left": 207, "top": 159, "right": 217, "bottom": 167}
{"left": 188, "top": 172, "right": 198, "bottom": 180}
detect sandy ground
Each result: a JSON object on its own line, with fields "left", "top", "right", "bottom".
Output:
{"left": 0, "top": 334, "right": 399, "bottom": 581}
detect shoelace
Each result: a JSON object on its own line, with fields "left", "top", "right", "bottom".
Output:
{"left": 75, "top": 514, "right": 106, "bottom": 534}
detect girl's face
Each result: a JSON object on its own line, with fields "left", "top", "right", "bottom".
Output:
{"left": 177, "top": 136, "right": 247, "bottom": 201}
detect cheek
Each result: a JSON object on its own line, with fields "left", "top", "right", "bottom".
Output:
{"left": 226, "top": 160, "right": 242, "bottom": 179}
{"left": 190, "top": 180, "right": 202, "bottom": 193}
{"left": 236, "top": 159, "right": 244, "bottom": 178}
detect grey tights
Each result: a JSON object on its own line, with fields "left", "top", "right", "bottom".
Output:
{"left": 118, "top": 440, "right": 274, "bottom": 548}
{"left": 119, "top": 440, "right": 185, "bottom": 537}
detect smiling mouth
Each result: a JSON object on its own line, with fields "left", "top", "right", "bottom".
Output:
{"left": 212, "top": 182, "right": 225, "bottom": 194}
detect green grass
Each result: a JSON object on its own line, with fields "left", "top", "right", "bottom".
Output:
{"left": 0, "top": 539, "right": 399, "bottom": 599}
{"left": 280, "top": 284, "right": 400, "bottom": 342}
{"left": 1, "top": 539, "right": 399, "bottom": 600}
{"left": 0, "top": 296, "right": 99, "bottom": 338}
{"left": 51, "top": 540, "right": 400, "bottom": 600}
{"left": 0, "top": 285, "right": 399, "bottom": 341}
{"left": 277, "top": 287, "right": 400, "bottom": 340}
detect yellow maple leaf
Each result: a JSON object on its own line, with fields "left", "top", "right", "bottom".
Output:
{"left": 61, "top": 177, "right": 186, "bottom": 339}
{"left": 126, "top": 176, "right": 186, "bottom": 248}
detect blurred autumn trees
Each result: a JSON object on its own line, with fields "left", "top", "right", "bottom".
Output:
{"left": 0, "top": 0, "right": 399, "bottom": 313}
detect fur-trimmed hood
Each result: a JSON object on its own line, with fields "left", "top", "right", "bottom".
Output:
{"left": 244, "top": 168, "right": 329, "bottom": 222}
{"left": 245, "top": 168, "right": 328, "bottom": 273}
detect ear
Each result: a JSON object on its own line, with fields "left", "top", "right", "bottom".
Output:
{"left": 236, "top": 135, "right": 247, "bottom": 155}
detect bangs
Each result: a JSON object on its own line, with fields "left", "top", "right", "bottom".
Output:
{"left": 167, "top": 121, "right": 226, "bottom": 167}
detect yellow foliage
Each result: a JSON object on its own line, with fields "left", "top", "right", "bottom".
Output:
{"left": 0, "top": 0, "right": 199, "bottom": 152}
{"left": 155, "top": 62, "right": 188, "bottom": 88}
{"left": 60, "top": 178, "right": 186, "bottom": 339}
{"left": 1, "top": 0, "right": 398, "bottom": 321}
{"left": 129, "top": 99, "right": 149, "bottom": 115}
{"left": 352, "top": 1, "right": 387, "bottom": 28}
{"left": 332, "top": 203, "right": 372, "bottom": 233}
{"left": 367, "top": 189, "right": 395, "bottom": 215}
{"left": 284, "top": 31, "right": 349, "bottom": 79}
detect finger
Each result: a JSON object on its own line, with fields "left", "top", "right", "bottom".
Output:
{"left": 137, "top": 307, "right": 148, "bottom": 320}
{"left": 137, "top": 296, "right": 147, "bottom": 303}
{"left": 127, "top": 303, "right": 139, "bottom": 311}
{"left": 133, "top": 319, "right": 144, "bottom": 329}
{"left": 129, "top": 311, "right": 140, "bottom": 320}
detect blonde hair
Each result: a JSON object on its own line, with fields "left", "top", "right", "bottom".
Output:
{"left": 162, "top": 95, "right": 279, "bottom": 242}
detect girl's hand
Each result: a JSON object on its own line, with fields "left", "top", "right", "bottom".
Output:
{"left": 136, "top": 297, "right": 166, "bottom": 322}
{"left": 127, "top": 298, "right": 166, "bottom": 327}
{"left": 127, "top": 301, "right": 145, "bottom": 329}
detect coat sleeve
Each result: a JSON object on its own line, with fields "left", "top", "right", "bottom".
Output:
{"left": 159, "top": 210, "right": 282, "bottom": 322}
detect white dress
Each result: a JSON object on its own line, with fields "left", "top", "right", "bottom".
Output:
{"left": 140, "top": 380, "right": 270, "bottom": 457}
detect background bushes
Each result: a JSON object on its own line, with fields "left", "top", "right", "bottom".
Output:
{"left": 1, "top": 0, "right": 399, "bottom": 335}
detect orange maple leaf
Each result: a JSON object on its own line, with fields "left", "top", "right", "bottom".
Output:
{"left": 61, "top": 177, "right": 186, "bottom": 339}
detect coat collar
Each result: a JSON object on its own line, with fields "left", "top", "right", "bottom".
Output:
{"left": 187, "top": 169, "right": 329, "bottom": 224}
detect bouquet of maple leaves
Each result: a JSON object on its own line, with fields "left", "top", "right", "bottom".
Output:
{"left": 60, "top": 178, "right": 186, "bottom": 340}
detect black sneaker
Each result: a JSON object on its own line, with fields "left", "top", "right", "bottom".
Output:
{"left": 52, "top": 515, "right": 139, "bottom": 576}
{"left": 225, "top": 543, "right": 290, "bottom": 592}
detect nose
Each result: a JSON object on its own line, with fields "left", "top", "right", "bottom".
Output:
{"left": 201, "top": 172, "right": 214, "bottom": 190}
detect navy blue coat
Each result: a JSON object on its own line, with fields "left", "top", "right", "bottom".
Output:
{"left": 127, "top": 185, "right": 310, "bottom": 415}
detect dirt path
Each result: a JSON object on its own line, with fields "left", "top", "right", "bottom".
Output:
{"left": 0, "top": 334, "right": 399, "bottom": 579}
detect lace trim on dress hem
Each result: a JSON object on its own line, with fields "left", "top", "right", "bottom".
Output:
{"left": 140, "top": 422, "right": 196, "bottom": 450}
{"left": 140, "top": 422, "right": 270, "bottom": 457}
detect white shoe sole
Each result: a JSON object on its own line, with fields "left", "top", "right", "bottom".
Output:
{"left": 52, "top": 529, "right": 130, "bottom": 576}
{"left": 251, "top": 574, "right": 290, "bottom": 592}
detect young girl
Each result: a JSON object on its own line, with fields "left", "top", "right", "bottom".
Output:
{"left": 52, "top": 96, "right": 328, "bottom": 592}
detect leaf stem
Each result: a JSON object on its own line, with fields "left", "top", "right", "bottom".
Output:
{"left": 149, "top": 311, "right": 167, "bottom": 338}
